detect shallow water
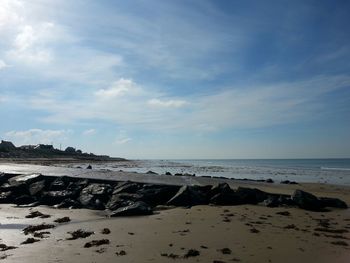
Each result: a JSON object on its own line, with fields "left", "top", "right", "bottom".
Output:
{"left": 90, "top": 158, "right": 350, "bottom": 185}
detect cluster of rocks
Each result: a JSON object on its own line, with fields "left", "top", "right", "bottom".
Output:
{"left": 0, "top": 173, "right": 347, "bottom": 216}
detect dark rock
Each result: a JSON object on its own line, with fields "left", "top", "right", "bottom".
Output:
{"left": 81, "top": 183, "right": 112, "bottom": 198}
{"left": 54, "top": 198, "right": 81, "bottom": 209}
{"left": 210, "top": 191, "right": 240, "bottom": 206}
{"left": 208, "top": 183, "right": 232, "bottom": 199}
{"left": 209, "top": 183, "right": 239, "bottom": 205}
{"left": 292, "top": 190, "right": 324, "bottom": 211}
{"left": 113, "top": 182, "right": 140, "bottom": 195}
{"left": 193, "top": 185, "right": 213, "bottom": 195}
{"left": 29, "top": 180, "right": 47, "bottom": 196}
{"left": 79, "top": 194, "right": 105, "bottom": 210}
{"left": 0, "top": 172, "right": 13, "bottom": 185}
{"left": 79, "top": 183, "right": 112, "bottom": 209}
{"left": 86, "top": 165, "right": 92, "bottom": 169}
{"left": 66, "top": 179, "right": 89, "bottom": 192}
{"left": 165, "top": 172, "right": 172, "bottom": 175}
{"left": 50, "top": 177, "right": 69, "bottom": 190}
{"left": 136, "top": 184, "right": 180, "bottom": 206}
{"left": 41, "top": 190, "right": 75, "bottom": 205}
{"left": 1, "top": 182, "right": 28, "bottom": 195}
{"left": 8, "top": 173, "right": 44, "bottom": 186}
{"left": 319, "top": 197, "right": 348, "bottom": 209}
{"left": 263, "top": 194, "right": 295, "bottom": 207}
{"left": 109, "top": 201, "right": 153, "bottom": 217}
{"left": 106, "top": 193, "right": 141, "bottom": 211}
{"left": 265, "top": 178, "right": 274, "bottom": 183}
{"left": 67, "top": 229, "right": 94, "bottom": 240}
{"left": 14, "top": 195, "right": 36, "bottom": 205}
{"left": 263, "top": 196, "right": 280, "bottom": 207}
{"left": 0, "top": 191, "right": 13, "bottom": 203}
{"left": 281, "top": 180, "right": 298, "bottom": 185}
{"left": 167, "top": 185, "right": 207, "bottom": 207}
{"left": 277, "top": 195, "right": 296, "bottom": 206}
{"left": 235, "top": 187, "right": 268, "bottom": 204}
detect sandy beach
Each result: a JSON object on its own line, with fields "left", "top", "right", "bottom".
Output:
{"left": 1, "top": 163, "right": 349, "bottom": 263}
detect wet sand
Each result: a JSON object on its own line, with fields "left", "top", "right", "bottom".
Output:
{"left": 0, "top": 205, "right": 349, "bottom": 263}
{"left": 0, "top": 189, "right": 349, "bottom": 262}
{"left": 1, "top": 163, "right": 350, "bottom": 262}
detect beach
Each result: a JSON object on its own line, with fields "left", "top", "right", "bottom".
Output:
{"left": 0, "top": 162, "right": 350, "bottom": 262}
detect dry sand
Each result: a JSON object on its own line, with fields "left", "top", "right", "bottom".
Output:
{"left": 1, "top": 181, "right": 349, "bottom": 263}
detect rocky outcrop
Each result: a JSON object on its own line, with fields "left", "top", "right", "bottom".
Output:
{"left": 292, "top": 190, "right": 324, "bottom": 211}
{"left": 0, "top": 173, "right": 348, "bottom": 217}
{"left": 319, "top": 197, "right": 348, "bottom": 209}
{"left": 166, "top": 185, "right": 207, "bottom": 207}
{"left": 79, "top": 183, "right": 112, "bottom": 210}
{"left": 109, "top": 201, "right": 153, "bottom": 217}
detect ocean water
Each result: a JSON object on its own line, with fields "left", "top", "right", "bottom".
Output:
{"left": 95, "top": 158, "right": 350, "bottom": 185}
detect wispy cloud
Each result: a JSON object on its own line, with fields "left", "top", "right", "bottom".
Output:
{"left": 26, "top": 74, "right": 350, "bottom": 132}
{"left": 95, "top": 78, "right": 140, "bottom": 99}
{"left": 115, "top": 130, "right": 132, "bottom": 145}
{"left": 1, "top": 0, "right": 350, "bottom": 158}
{"left": 82, "top": 129, "right": 96, "bottom": 136}
{"left": 0, "top": 59, "right": 10, "bottom": 70}
{"left": 148, "top": 98, "right": 188, "bottom": 108}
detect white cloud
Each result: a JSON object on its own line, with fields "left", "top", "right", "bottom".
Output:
{"left": 148, "top": 98, "right": 188, "bottom": 108}
{"left": 0, "top": 0, "right": 23, "bottom": 29}
{"left": 82, "top": 129, "right": 96, "bottom": 136}
{"left": 115, "top": 137, "right": 132, "bottom": 144}
{"left": 7, "top": 22, "right": 57, "bottom": 64}
{"left": 0, "top": 59, "right": 10, "bottom": 70}
{"left": 115, "top": 130, "right": 132, "bottom": 144}
{"left": 1, "top": 0, "right": 122, "bottom": 84}
{"left": 5, "top": 129, "right": 71, "bottom": 146}
{"left": 26, "top": 74, "right": 350, "bottom": 133}
{"left": 95, "top": 78, "right": 139, "bottom": 99}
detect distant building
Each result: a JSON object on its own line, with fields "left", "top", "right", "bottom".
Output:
{"left": 34, "top": 144, "right": 54, "bottom": 151}
{"left": 19, "top": 145, "right": 36, "bottom": 150}
{"left": 0, "top": 140, "right": 16, "bottom": 151}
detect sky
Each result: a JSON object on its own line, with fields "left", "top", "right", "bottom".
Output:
{"left": 0, "top": 0, "right": 350, "bottom": 159}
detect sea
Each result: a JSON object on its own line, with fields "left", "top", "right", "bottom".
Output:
{"left": 92, "top": 158, "right": 350, "bottom": 186}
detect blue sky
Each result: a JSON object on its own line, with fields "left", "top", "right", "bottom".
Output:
{"left": 0, "top": 0, "right": 350, "bottom": 159}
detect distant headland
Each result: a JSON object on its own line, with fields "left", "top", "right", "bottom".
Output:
{"left": 0, "top": 140, "right": 125, "bottom": 162}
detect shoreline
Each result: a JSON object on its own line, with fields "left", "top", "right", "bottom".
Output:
{"left": 1, "top": 161, "right": 349, "bottom": 262}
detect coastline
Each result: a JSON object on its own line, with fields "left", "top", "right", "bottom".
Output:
{"left": 0, "top": 161, "right": 349, "bottom": 262}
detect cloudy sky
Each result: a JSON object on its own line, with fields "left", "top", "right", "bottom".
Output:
{"left": 1, "top": 0, "right": 350, "bottom": 159}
